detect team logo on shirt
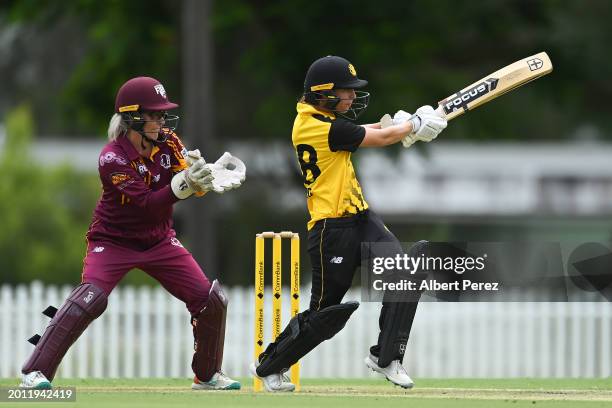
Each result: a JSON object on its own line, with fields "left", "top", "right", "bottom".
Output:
{"left": 152, "top": 174, "right": 161, "bottom": 183}
{"left": 99, "top": 151, "right": 128, "bottom": 167}
{"left": 170, "top": 237, "right": 183, "bottom": 247}
{"left": 160, "top": 153, "right": 171, "bottom": 169}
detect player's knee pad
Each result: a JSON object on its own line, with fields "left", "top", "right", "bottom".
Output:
{"left": 256, "top": 301, "right": 359, "bottom": 376}
{"left": 191, "top": 279, "right": 228, "bottom": 382}
{"left": 22, "top": 283, "right": 108, "bottom": 381}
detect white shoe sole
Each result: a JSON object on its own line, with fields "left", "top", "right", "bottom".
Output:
{"left": 20, "top": 381, "right": 52, "bottom": 390}
{"left": 250, "top": 363, "right": 295, "bottom": 392}
{"left": 364, "top": 356, "right": 414, "bottom": 389}
{"left": 191, "top": 382, "right": 241, "bottom": 391}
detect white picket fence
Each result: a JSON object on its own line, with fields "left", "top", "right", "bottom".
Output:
{"left": 1, "top": 282, "right": 611, "bottom": 379}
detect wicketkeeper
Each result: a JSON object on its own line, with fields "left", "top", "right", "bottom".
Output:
{"left": 251, "top": 56, "right": 447, "bottom": 391}
{"left": 20, "top": 76, "right": 245, "bottom": 390}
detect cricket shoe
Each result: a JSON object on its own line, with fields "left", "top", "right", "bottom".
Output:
{"left": 364, "top": 354, "right": 414, "bottom": 389}
{"left": 192, "top": 371, "right": 241, "bottom": 390}
{"left": 20, "top": 371, "right": 52, "bottom": 389}
{"left": 249, "top": 362, "right": 295, "bottom": 392}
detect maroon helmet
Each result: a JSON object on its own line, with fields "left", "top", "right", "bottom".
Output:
{"left": 114, "top": 77, "right": 179, "bottom": 143}
{"left": 115, "top": 76, "right": 178, "bottom": 113}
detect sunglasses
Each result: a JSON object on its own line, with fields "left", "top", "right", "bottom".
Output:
{"left": 144, "top": 111, "right": 168, "bottom": 121}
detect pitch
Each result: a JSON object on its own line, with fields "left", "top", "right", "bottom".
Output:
{"left": 1, "top": 378, "right": 611, "bottom": 408}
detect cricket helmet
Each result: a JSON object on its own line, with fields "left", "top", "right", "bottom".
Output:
{"left": 115, "top": 76, "right": 178, "bottom": 113}
{"left": 303, "top": 56, "right": 369, "bottom": 120}
{"left": 114, "top": 76, "right": 179, "bottom": 142}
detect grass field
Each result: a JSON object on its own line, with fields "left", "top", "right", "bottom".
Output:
{"left": 1, "top": 378, "right": 612, "bottom": 407}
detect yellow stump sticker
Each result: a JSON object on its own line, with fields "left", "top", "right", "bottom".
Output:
{"left": 254, "top": 231, "right": 301, "bottom": 391}
{"left": 254, "top": 235, "right": 265, "bottom": 392}
{"left": 272, "top": 234, "right": 282, "bottom": 339}
{"left": 290, "top": 234, "right": 301, "bottom": 391}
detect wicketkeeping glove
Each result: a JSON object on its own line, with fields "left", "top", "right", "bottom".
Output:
{"left": 170, "top": 149, "right": 212, "bottom": 199}
{"left": 205, "top": 152, "right": 246, "bottom": 194}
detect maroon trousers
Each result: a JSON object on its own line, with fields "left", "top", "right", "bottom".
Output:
{"left": 23, "top": 231, "right": 218, "bottom": 381}
{"left": 82, "top": 231, "right": 211, "bottom": 315}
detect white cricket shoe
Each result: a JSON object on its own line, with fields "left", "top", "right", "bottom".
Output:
{"left": 365, "top": 354, "right": 414, "bottom": 389}
{"left": 20, "top": 371, "right": 52, "bottom": 389}
{"left": 192, "top": 371, "right": 241, "bottom": 390}
{"left": 250, "top": 362, "right": 295, "bottom": 392}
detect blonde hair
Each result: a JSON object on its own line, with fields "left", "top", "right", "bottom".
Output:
{"left": 107, "top": 113, "right": 127, "bottom": 141}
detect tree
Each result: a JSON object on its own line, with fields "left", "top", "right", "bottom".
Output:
{"left": 0, "top": 105, "right": 99, "bottom": 284}
{"left": 3, "top": 0, "right": 612, "bottom": 140}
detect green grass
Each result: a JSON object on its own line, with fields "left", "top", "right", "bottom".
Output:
{"left": 1, "top": 378, "right": 611, "bottom": 408}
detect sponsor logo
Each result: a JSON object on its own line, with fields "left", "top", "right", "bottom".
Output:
{"left": 170, "top": 237, "right": 183, "bottom": 247}
{"left": 92, "top": 246, "right": 105, "bottom": 253}
{"left": 99, "top": 151, "right": 128, "bottom": 167}
{"left": 330, "top": 256, "right": 344, "bottom": 264}
{"left": 441, "top": 78, "right": 498, "bottom": 115}
{"left": 83, "top": 291, "right": 94, "bottom": 303}
{"left": 527, "top": 57, "right": 544, "bottom": 71}
{"left": 137, "top": 164, "right": 148, "bottom": 175}
{"left": 154, "top": 84, "right": 167, "bottom": 98}
{"left": 110, "top": 172, "right": 130, "bottom": 186}
{"left": 160, "top": 153, "right": 171, "bottom": 169}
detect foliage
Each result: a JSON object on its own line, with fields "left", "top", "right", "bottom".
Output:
{"left": 4, "top": 0, "right": 180, "bottom": 135}
{"left": 2, "top": 0, "right": 612, "bottom": 140}
{"left": 0, "top": 105, "right": 99, "bottom": 284}
{"left": 1, "top": 1, "right": 612, "bottom": 285}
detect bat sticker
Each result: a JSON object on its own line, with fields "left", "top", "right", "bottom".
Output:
{"left": 527, "top": 58, "right": 544, "bottom": 71}
{"left": 441, "top": 78, "right": 499, "bottom": 115}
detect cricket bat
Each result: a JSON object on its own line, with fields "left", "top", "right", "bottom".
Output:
{"left": 381, "top": 51, "right": 553, "bottom": 126}
{"left": 437, "top": 51, "right": 553, "bottom": 120}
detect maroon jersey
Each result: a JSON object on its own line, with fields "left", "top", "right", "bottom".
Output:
{"left": 87, "top": 131, "right": 191, "bottom": 250}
